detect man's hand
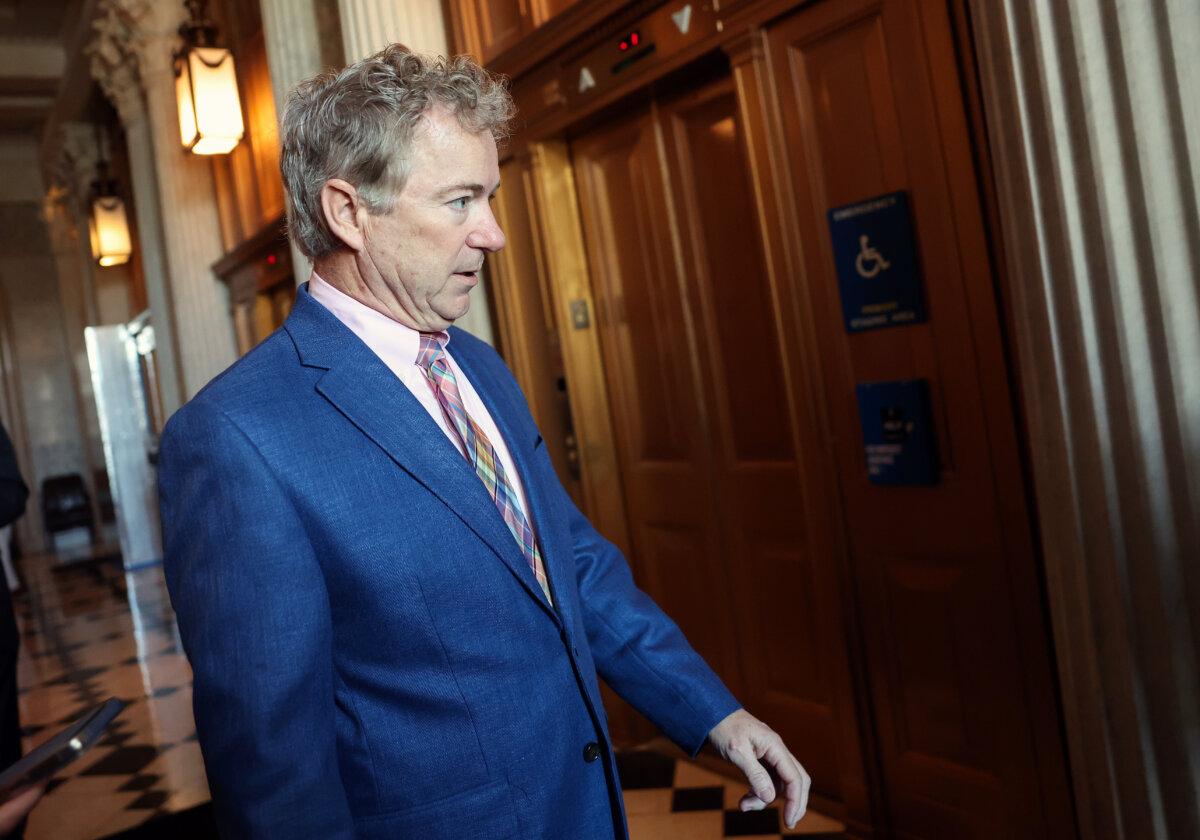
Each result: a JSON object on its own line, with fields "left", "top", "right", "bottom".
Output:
{"left": 708, "top": 709, "right": 810, "bottom": 829}
{"left": 0, "top": 781, "right": 46, "bottom": 836}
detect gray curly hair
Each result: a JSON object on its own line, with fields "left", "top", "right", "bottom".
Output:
{"left": 280, "top": 45, "right": 515, "bottom": 259}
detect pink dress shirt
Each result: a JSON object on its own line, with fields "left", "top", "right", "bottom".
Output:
{"left": 308, "top": 273, "right": 535, "bottom": 525}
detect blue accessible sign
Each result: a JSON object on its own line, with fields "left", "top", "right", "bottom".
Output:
{"left": 827, "top": 190, "right": 926, "bottom": 332}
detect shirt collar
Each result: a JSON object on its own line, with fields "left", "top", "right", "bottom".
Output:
{"left": 308, "top": 272, "right": 450, "bottom": 370}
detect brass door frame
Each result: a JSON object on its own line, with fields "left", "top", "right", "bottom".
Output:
{"left": 524, "top": 141, "right": 633, "bottom": 559}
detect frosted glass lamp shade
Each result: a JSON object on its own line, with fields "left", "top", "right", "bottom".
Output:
{"left": 175, "top": 46, "right": 244, "bottom": 155}
{"left": 90, "top": 196, "right": 132, "bottom": 267}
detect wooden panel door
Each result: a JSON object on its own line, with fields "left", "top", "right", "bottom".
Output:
{"left": 765, "top": 0, "right": 1074, "bottom": 836}
{"left": 452, "top": 0, "right": 527, "bottom": 64}
{"left": 572, "top": 110, "right": 745, "bottom": 692}
{"left": 571, "top": 77, "right": 866, "bottom": 816}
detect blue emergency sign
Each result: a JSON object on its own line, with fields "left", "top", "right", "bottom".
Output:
{"left": 827, "top": 190, "right": 926, "bottom": 332}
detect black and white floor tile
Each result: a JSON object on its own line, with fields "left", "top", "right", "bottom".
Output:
{"left": 15, "top": 554, "right": 209, "bottom": 838}
{"left": 14, "top": 553, "right": 845, "bottom": 839}
{"left": 617, "top": 750, "right": 845, "bottom": 839}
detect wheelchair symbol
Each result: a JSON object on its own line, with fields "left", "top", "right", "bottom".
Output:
{"left": 854, "top": 234, "right": 891, "bottom": 279}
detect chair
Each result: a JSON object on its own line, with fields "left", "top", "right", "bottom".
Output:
{"left": 41, "top": 474, "right": 94, "bottom": 550}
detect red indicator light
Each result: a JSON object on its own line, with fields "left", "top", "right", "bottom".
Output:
{"left": 267, "top": 253, "right": 277, "bottom": 266}
{"left": 631, "top": 32, "right": 639, "bottom": 46}
{"left": 620, "top": 40, "right": 628, "bottom": 51}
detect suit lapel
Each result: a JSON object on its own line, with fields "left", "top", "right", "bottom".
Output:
{"left": 285, "top": 289, "right": 559, "bottom": 621}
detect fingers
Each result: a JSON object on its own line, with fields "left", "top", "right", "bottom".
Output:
{"left": 710, "top": 710, "right": 811, "bottom": 830}
{"left": 724, "top": 740, "right": 777, "bottom": 806}
{"left": 780, "top": 750, "right": 811, "bottom": 828}
{"left": 739, "top": 791, "right": 768, "bottom": 812}
{"left": 760, "top": 739, "right": 810, "bottom": 828}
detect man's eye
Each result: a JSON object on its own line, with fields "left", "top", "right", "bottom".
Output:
{"left": 449, "top": 197, "right": 469, "bottom": 210}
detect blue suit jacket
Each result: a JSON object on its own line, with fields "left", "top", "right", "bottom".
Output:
{"left": 158, "top": 286, "right": 740, "bottom": 839}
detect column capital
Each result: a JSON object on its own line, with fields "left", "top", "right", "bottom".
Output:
{"left": 87, "top": 0, "right": 148, "bottom": 125}
{"left": 41, "top": 122, "right": 101, "bottom": 220}
{"left": 87, "top": 0, "right": 186, "bottom": 125}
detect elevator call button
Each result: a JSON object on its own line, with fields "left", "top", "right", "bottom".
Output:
{"left": 855, "top": 379, "right": 939, "bottom": 486}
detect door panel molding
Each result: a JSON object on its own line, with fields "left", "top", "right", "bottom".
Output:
{"left": 764, "top": 0, "right": 1074, "bottom": 835}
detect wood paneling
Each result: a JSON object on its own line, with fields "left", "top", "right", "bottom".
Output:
{"left": 571, "top": 77, "right": 867, "bottom": 815}
{"left": 456, "top": 1, "right": 1079, "bottom": 836}
{"left": 244, "top": 29, "right": 283, "bottom": 224}
{"left": 572, "top": 106, "right": 743, "bottom": 693}
{"left": 211, "top": 216, "right": 293, "bottom": 356}
{"left": 447, "top": 0, "right": 580, "bottom": 65}
{"left": 210, "top": 0, "right": 291, "bottom": 357}
{"left": 724, "top": 29, "right": 878, "bottom": 832}
{"left": 212, "top": 1, "right": 284, "bottom": 251}
{"left": 534, "top": 0, "right": 579, "bottom": 21}
{"left": 476, "top": 0, "right": 526, "bottom": 62}
{"left": 764, "top": 0, "right": 1073, "bottom": 835}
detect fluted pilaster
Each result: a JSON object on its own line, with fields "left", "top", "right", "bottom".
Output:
{"left": 337, "top": 0, "right": 447, "bottom": 59}
{"left": 261, "top": 0, "right": 322, "bottom": 286}
{"left": 968, "top": 2, "right": 1200, "bottom": 838}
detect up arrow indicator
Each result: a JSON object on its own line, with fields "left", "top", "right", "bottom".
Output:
{"left": 578, "top": 67, "right": 596, "bottom": 93}
{"left": 671, "top": 4, "right": 693, "bottom": 35}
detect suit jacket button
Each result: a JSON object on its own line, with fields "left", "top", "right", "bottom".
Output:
{"left": 583, "top": 742, "right": 601, "bottom": 763}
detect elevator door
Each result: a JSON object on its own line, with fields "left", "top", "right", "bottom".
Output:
{"left": 759, "top": 0, "right": 1075, "bottom": 836}
{"left": 571, "top": 77, "right": 866, "bottom": 815}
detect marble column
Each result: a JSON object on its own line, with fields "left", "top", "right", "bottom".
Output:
{"left": 88, "top": 0, "right": 237, "bottom": 410}
{"left": 968, "top": 1, "right": 1200, "bottom": 838}
{"left": 337, "top": 0, "right": 448, "bottom": 58}
{"left": 260, "top": 0, "right": 323, "bottom": 286}
{"left": 335, "top": 0, "right": 495, "bottom": 344}
{"left": 40, "top": 122, "right": 107, "bottom": 535}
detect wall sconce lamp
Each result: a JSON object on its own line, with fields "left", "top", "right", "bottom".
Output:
{"left": 89, "top": 157, "right": 133, "bottom": 268}
{"left": 173, "top": 0, "right": 244, "bottom": 155}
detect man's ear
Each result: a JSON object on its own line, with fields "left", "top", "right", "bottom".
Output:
{"left": 320, "top": 179, "right": 367, "bottom": 252}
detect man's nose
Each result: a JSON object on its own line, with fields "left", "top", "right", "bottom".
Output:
{"left": 467, "top": 206, "right": 506, "bottom": 252}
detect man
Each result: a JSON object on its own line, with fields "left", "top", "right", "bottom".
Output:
{"left": 159, "top": 46, "right": 809, "bottom": 839}
{"left": 0, "top": 423, "right": 42, "bottom": 838}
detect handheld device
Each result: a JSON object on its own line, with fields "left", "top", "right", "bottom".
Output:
{"left": 0, "top": 697, "right": 127, "bottom": 801}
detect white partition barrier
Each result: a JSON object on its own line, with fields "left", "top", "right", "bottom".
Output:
{"left": 85, "top": 317, "right": 162, "bottom": 569}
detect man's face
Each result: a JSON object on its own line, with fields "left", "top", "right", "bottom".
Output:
{"left": 357, "top": 105, "right": 505, "bottom": 332}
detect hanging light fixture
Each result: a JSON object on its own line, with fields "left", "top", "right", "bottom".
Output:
{"left": 88, "top": 128, "right": 132, "bottom": 268}
{"left": 173, "top": 0, "right": 244, "bottom": 155}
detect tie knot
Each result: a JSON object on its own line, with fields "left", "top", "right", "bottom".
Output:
{"left": 416, "top": 332, "right": 447, "bottom": 370}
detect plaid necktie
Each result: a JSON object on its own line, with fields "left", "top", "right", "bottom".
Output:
{"left": 416, "top": 333, "right": 552, "bottom": 603}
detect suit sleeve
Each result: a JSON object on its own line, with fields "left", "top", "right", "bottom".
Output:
{"left": 158, "top": 403, "right": 353, "bottom": 839}
{"left": 562, "top": 487, "right": 741, "bottom": 757}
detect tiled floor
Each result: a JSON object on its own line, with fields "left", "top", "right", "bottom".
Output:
{"left": 617, "top": 750, "right": 845, "bottom": 839}
{"left": 12, "top": 552, "right": 845, "bottom": 839}
{"left": 15, "top": 554, "right": 207, "bottom": 839}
